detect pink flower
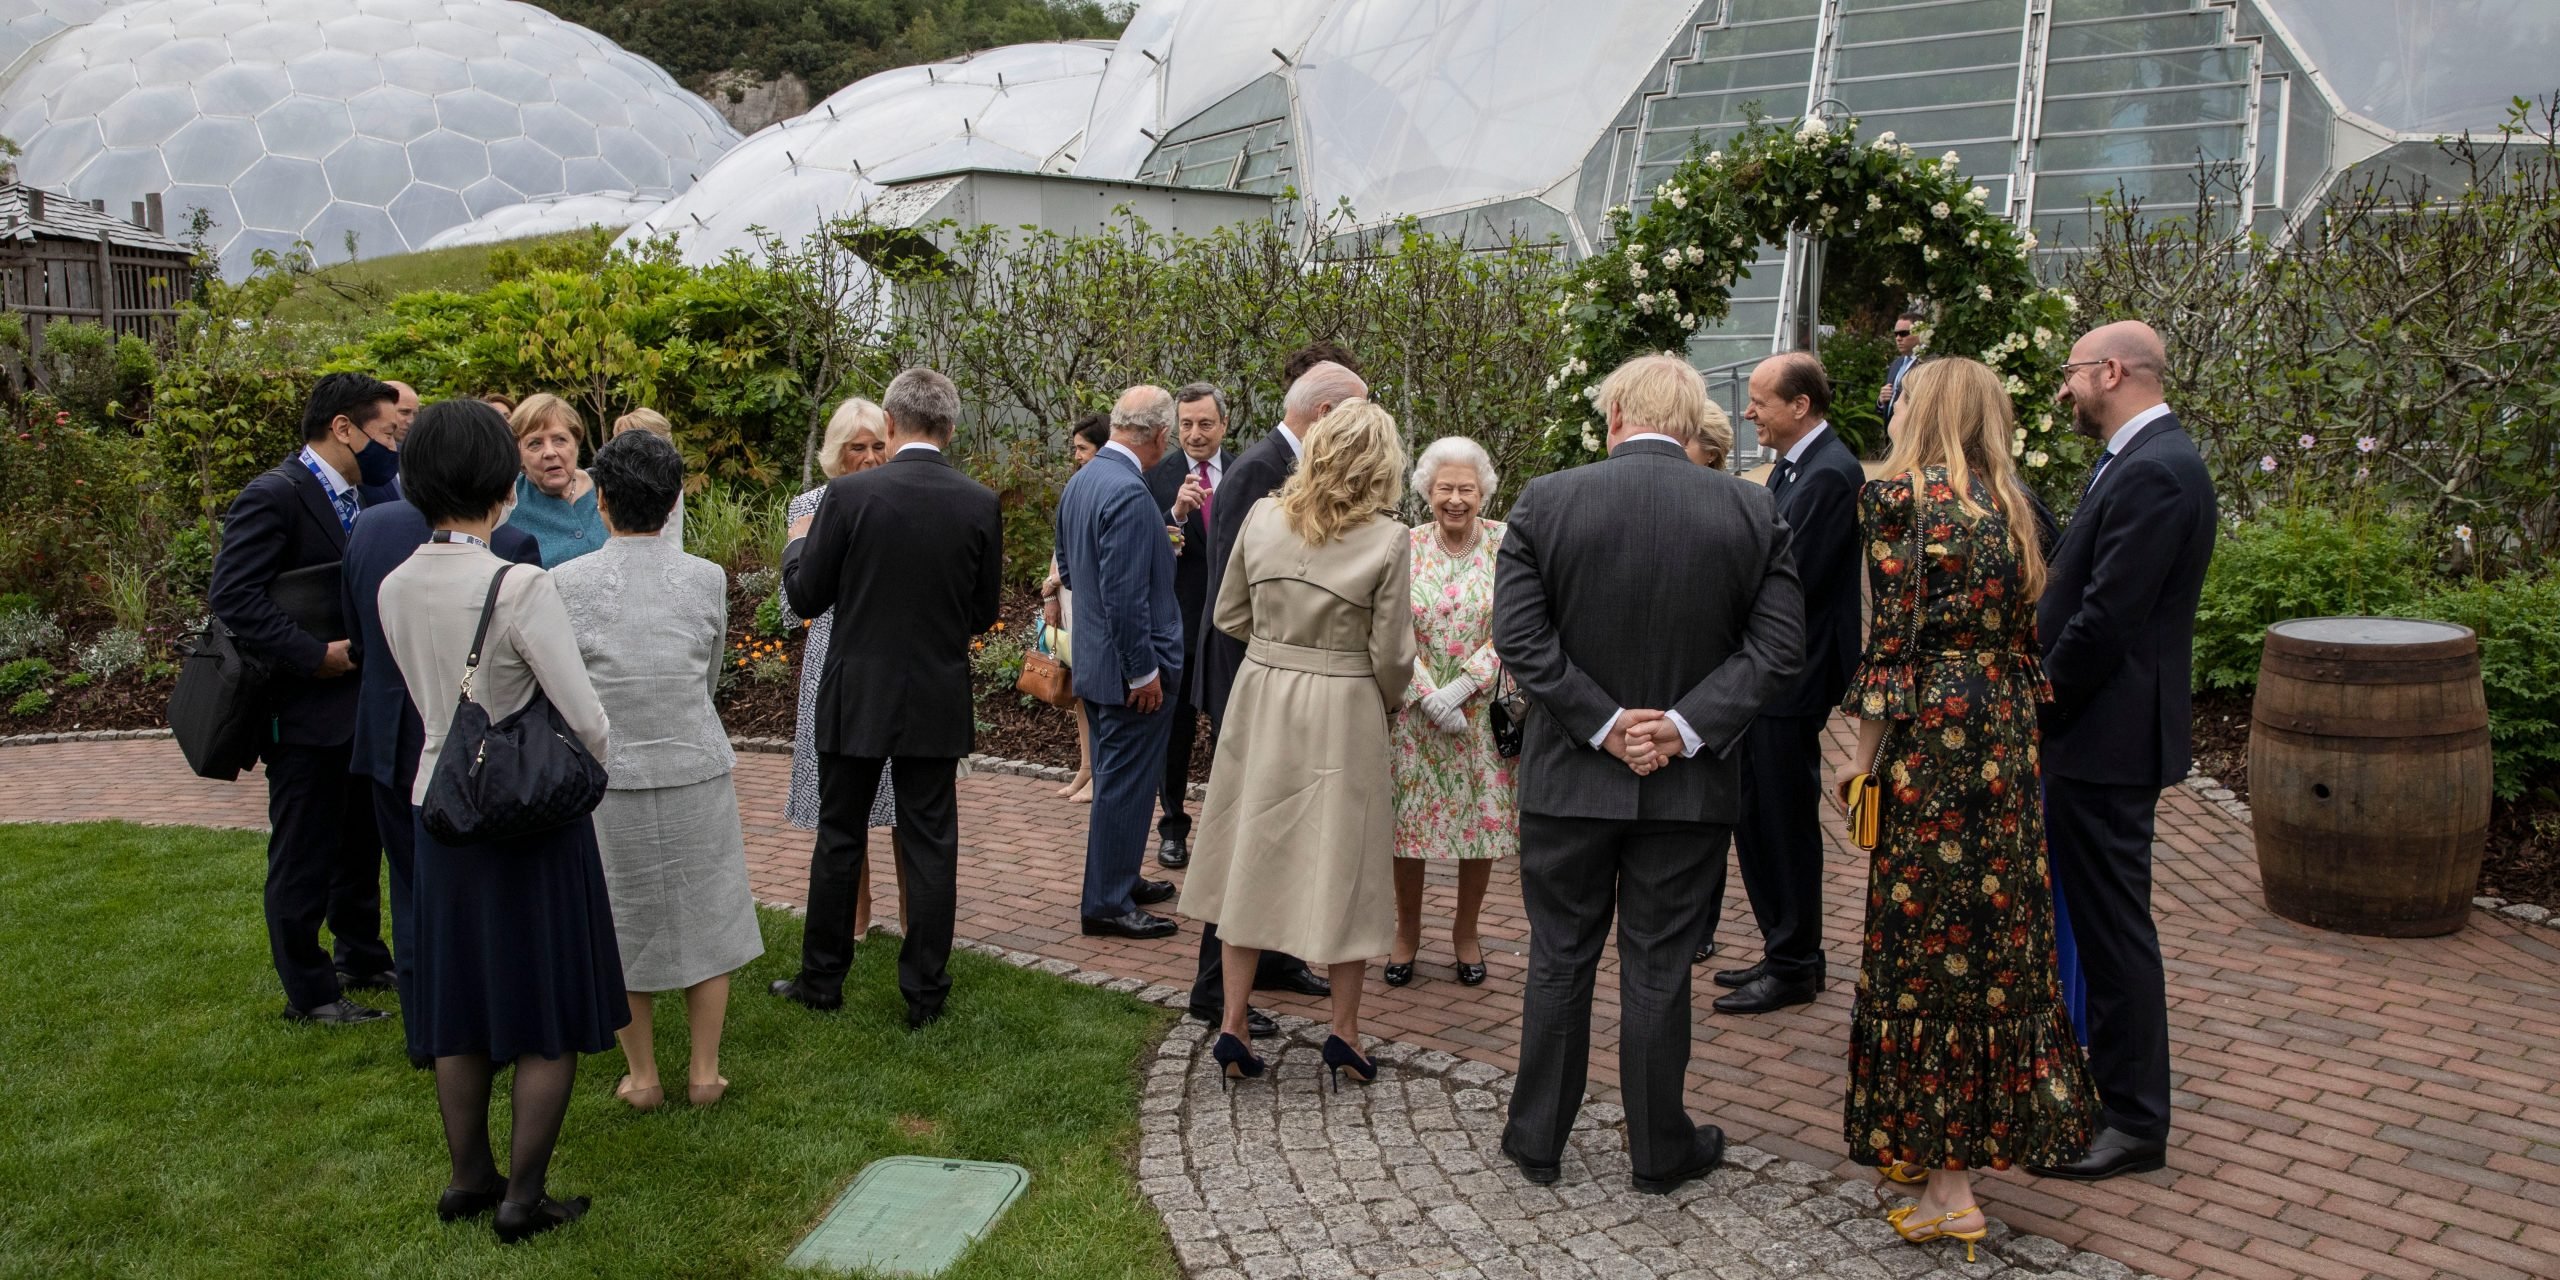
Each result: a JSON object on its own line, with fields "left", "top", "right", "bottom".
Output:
{"left": 2258, "top": 455, "right": 2278, "bottom": 473}
{"left": 2356, "top": 436, "right": 2379, "bottom": 454}
{"left": 2296, "top": 433, "right": 2317, "bottom": 450}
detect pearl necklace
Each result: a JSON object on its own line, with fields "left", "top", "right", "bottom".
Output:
{"left": 1435, "top": 520, "right": 1480, "bottom": 556}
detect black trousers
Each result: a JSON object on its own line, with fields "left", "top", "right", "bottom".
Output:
{"left": 1156, "top": 699, "right": 1198, "bottom": 843}
{"left": 2045, "top": 774, "right": 2173, "bottom": 1141}
{"left": 1504, "top": 814, "right": 1727, "bottom": 1180}
{"left": 1186, "top": 711, "right": 1314, "bottom": 1017}
{"left": 799, "top": 753, "right": 958, "bottom": 1019}
{"left": 371, "top": 780, "right": 425, "bottom": 1064}
{"left": 259, "top": 743, "right": 383, "bottom": 1011}
{"left": 1732, "top": 712, "right": 1829, "bottom": 983}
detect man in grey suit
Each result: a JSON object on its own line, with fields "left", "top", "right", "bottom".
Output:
{"left": 1494, "top": 353, "right": 1806, "bottom": 1194}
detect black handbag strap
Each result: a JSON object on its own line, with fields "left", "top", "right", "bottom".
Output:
{"left": 459, "top": 564, "right": 517, "bottom": 702}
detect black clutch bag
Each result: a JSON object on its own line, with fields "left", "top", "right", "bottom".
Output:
{"left": 268, "top": 562, "right": 345, "bottom": 643}
{"left": 419, "top": 565, "right": 608, "bottom": 845}
{"left": 1488, "top": 669, "right": 1526, "bottom": 759}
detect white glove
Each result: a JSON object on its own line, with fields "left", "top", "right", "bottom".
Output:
{"left": 1419, "top": 676, "right": 1476, "bottom": 733}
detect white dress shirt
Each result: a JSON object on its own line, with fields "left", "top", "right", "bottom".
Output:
{"left": 1273, "top": 422, "right": 1302, "bottom": 458}
{"left": 2104, "top": 402, "right": 2174, "bottom": 456}
{"left": 895, "top": 440, "right": 942, "bottom": 457}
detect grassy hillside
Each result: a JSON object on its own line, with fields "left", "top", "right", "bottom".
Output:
{"left": 273, "top": 229, "right": 612, "bottom": 322}
{"left": 533, "top": 0, "right": 1129, "bottom": 100}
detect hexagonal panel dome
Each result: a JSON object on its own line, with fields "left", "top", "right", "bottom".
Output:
{"left": 0, "top": 0, "right": 740, "bottom": 276}
{"left": 418, "top": 189, "right": 662, "bottom": 250}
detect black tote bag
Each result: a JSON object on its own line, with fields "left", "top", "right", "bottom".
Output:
{"left": 419, "top": 564, "right": 608, "bottom": 845}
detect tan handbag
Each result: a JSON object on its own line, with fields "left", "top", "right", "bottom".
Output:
{"left": 1015, "top": 623, "right": 1076, "bottom": 710}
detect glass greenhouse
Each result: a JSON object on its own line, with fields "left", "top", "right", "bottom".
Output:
{"left": 0, "top": 0, "right": 739, "bottom": 276}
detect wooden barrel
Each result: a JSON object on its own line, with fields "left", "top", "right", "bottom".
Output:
{"left": 2249, "top": 618, "right": 2492, "bottom": 937}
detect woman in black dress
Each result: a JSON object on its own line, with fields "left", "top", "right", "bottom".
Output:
{"left": 378, "top": 400, "right": 626, "bottom": 1243}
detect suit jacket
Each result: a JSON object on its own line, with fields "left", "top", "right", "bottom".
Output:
{"left": 341, "top": 501, "right": 540, "bottom": 793}
{"left": 1145, "top": 446, "right": 1232, "bottom": 692}
{"left": 551, "top": 534, "right": 736, "bottom": 790}
{"left": 208, "top": 457, "right": 366, "bottom": 750}
{"left": 1880, "top": 355, "right": 1917, "bottom": 412}
{"left": 2037, "top": 414, "right": 2218, "bottom": 788}
{"left": 1763, "top": 426, "right": 1865, "bottom": 718}
{"left": 783, "top": 448, "right": 1002, "bottom": 759}
{"left": 1199, "top": 429, "right": 1295, "bottom": 719}
{"left": 1057, "top": 447, "right": 1184, "bottom": 706}
{"left": 1493, "top": 437, "right": 1806, "bottom": 824}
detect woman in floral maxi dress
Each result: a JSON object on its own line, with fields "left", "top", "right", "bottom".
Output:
{"left": 1388, "top": 437, "right": 1517, "bottom": 987}
{"left": 1836, "top": 358, "right": 2094, "bottom": 1261}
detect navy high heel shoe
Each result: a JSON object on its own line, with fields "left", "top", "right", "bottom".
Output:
{"left": 1322, "top": 1034, "right": 1377, "bottom": 1090}
{"left": 1212, "top": 1032, "right": 1266, "bottom": 1083}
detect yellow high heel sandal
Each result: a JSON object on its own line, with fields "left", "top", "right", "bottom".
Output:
{"left": 1886, "top": 1204, "right": 1988, "bottom": 1263}
{"left": 1882, "top": 1161, "right": 1931, "bottom": 1184}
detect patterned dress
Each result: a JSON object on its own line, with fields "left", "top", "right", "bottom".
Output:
{"left": 1840, "top": 468, "right": 2094, "bottom": 1171}
{"left": 785, "top": 486, "right": 895, "bottom": 832}
{"left": 1390, "top": 520, "right": 1517, "bottom": 862}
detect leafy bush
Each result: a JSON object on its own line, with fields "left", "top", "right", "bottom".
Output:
{"left": 2423, "top": 574, "right": 2560, "bottom": 801}
{"left": 0, "top": 657, "right": 54, "bottom": 698}
{"left": 0, "top": 605, "right": 63, "bottom": 662}
{"left": 2193, "top": 507, "right": 2432, "bottom": 690}
{"left": 5, "top": 320, "right": 158, "bottom": 427}
{"left": 486, "top": 227, "right": 616, "bottom": 283}
{"left": 0, "top": 400, "right": 157, "bottom": 606}
{"left": 147, "top": 250, "right": 332, "bottom": 524}
{"left": 9, "top": 689, "right": 48, "bottom": 718}
{"left": 74, "top": 628, "right": 147, "bottom": 681}
{"left": 968, "top": 622, "right": 1026, "bottom": 688}
{"left": 62, "top": 672, "right": 91, "bottom": 689}
{"left": 752, "top": 591, "right": 790, "bottom": 640}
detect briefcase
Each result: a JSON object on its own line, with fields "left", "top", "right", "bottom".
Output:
{"left": 167, "top": 615, "right": 267, "bottom": 781}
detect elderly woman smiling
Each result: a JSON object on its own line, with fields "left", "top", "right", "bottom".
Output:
{"left": 1386, "top": 436, "right": 1517, "bottom": 989}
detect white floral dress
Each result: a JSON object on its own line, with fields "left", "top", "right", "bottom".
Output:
{"left": 786, "top": 486, "right": 895, "bottom": 831}
{"left": 1390, "top": 520, "right": 1517, "bottom": 862}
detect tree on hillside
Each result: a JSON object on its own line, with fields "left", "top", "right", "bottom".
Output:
{"left": 536, "top": 0, "right": 1130, "bottom": 99}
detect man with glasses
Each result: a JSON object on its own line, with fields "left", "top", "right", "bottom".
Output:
{"left": 1145, "top": 383, "right": 1233, "bottom": 872}
{"left": 1876, "top": 309, "right": 1925, "bottom": 417}
{"left": 2027, "top": 320, "right": 2216, "bottom": 1182}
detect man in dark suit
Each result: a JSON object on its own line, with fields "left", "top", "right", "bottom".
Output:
{"left": 773, "top": 367, "right": 1003, "bottom": 1030}
{"left": 1142, "top": 382, "right": 1232, "bottom": 872}
{"left": 341, "top": 400, "right": 542, "bottom": 1065}
{"left": 2027, "top": 320, "right": 2216, "bottom": 1182}
{"left": 1184, "top": 351, "right": 1365, "bottom": 1033}
{"left": 207, "top": 372, "right": 401, "bottom": 1025}
{"left": 1715, "top": 352, "right": 1864, "bottom": 1013}
{"left": 1057, "top": 385, "right": 1187, "bottom": 938}
{"left": 1876, "top": 309, "right": 1923, "bottom": 417}
{"left": 1494, "top": 353, "right": 1805, "bottom": 1195}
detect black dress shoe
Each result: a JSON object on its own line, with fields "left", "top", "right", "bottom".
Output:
{"left": 1258, "top": 967, "right": 1332, "bottom": 998}
{"left": 905, "top": 1004, "right": 944, "bottom": 1032}
{"left": 1711, "top": 961, "right": 1765, "bottom": 990}
{"left": 282, "top": 998, "right": 388, "bottom": 1025}
{"left": 1081, "top": 910, "right": 1178, "bottom": 939}
{"left": 1693, "top": 942, "right": 1716, "bottom": 965}
{"left": 1631, "top": 1126, "right": 1725, "bottom": 1194}
{"left": 768, "top": 978, "right": 842, "bottom": 1011}
{"left": 1383, "top": 960, "right": 1414, "bottom": 987}
{"left": 1157, "top": 836, "right": 1190, "bottom": 870}
{"left": 336, "top": 968, "right": 398, "bottom": 993}
{"left": 1133, "top": 878, "right": 1178, "bottom": 906}
{"left": 1498, "top": 1135, "right": 1559, "bottom": 1185}
{"left": 1187, "top": 1005, "right": 1279, "bottom": 1038}
{"left": 2027, "top": 1126, "right": 2167, "bottom": 1181}
{"left": 436, "top": 1182, "right": 505, "bottom": 1222}
{"left": 493, "top": 1194, "right": 588, "bottom": 1244}
{"left": 1710, "top": 972, "right": 1820, "bottom": 1014}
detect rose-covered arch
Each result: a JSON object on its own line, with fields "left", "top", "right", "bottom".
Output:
{"left": 1546, "top": 116, "right": 2079, "bottom": 476}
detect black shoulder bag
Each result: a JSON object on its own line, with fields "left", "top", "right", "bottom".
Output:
{"left": 1488, "top": 667, "right": 1527, "bottom": 759}
{"left": 419, "top": 564, "right": 609, "bottom": 845}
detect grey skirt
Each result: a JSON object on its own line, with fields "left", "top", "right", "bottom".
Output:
{"left": 591, "top": 775, "right": 766, "bottom": 993}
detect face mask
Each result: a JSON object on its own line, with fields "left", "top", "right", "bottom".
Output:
{"left": 355, "top": 436, "right": 399, "bottom": 488}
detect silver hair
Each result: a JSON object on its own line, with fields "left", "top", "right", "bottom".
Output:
{"left": 1282, "top": 360, "right": 1367, "bottom": 425}
{"left": 881, "top": 366, "right": 959, "bottom": 441}
{"left": 1111, "top": 384, "right": 1175, "bottom": 437}
{"left": 1174, "top": 381, "right": 1229, "bottom": 424}
{"left": 1411, "top": 435, "right": 1497, "bottom": 497}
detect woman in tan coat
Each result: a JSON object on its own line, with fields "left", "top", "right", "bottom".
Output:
{"left": 1184, "top": 399, "right": 1416, "bottom": 1089}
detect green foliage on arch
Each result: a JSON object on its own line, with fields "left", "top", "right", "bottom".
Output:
{"left": 1545, "top": 116, "right": 2081, "bottom": 476}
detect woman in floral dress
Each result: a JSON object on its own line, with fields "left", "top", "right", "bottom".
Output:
{"left": 1836, "top": 358, "right": 2093, "bottom": 1260}
{"left": 1387, "top": 437, "right": 1516, "bottom": 988}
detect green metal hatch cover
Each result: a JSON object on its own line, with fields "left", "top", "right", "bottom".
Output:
{"left": 785, "top": 1156, "right": 1031, "bottom": 1277}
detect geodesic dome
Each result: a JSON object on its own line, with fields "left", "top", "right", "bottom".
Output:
{"left": 417, "top": 188, "right": 661, "bottom": 249}
{"left": 624, "top": 41, "right": 1112, "bottom": 265}
{"left": 0, "top": 0, "right": 739, "bottom": 276}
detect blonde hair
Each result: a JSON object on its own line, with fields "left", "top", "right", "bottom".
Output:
{"left": 612, "top": 407, "right": 672, "bottom": 439}
{"left": 1879, "top": 357, "right": 2047, "bottom": 601}
{"left": 1595, "top": 352, "right": 1713, "bottom": 444}
{"left": 1694, "top": 400, "right": 1734, "bottom": 468}
{"left": 1276, "top": 399, "right": 1406, "bottom": 546}
{"left": 508, "top": 393, "right": 584, "bottom": 446}
{"left": 819, "top": 398, "right": 888, "bottom": 478}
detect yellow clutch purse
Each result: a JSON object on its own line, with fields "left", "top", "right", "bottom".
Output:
{"left": 1842, "top": 772, "right": 1882, "bottom": 851}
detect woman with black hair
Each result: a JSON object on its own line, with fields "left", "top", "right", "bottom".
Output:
{"left": 379, "top": 399, "right": 623, "bottom": 1244}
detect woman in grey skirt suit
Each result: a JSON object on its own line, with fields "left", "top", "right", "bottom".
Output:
{"left": 553, "top": 429, "right": 763, "bottom": 1110}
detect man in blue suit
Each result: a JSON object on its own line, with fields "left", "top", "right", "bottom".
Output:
{"left": 341, "top": 398, "right": 542, "bottom": 1065}
{"left": 1055, "top": 384, "right": 1187, "bottom": 939}
{"left": 1876, "top": 309, "right": 1923, "bottom": 418}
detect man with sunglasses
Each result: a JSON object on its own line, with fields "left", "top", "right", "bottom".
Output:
{"left": 1876, "top": 309, "right": 1925, "bottom": 416}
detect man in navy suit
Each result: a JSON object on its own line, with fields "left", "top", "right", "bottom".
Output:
{"left": 341, "top": 399, "right": 542, "bottom": 1064}
{"left": 1716, "top": 352, "right": 1864, "bottom": 1014}
{"left": 207, "top": 372, "right": 400, "bottom": 1025}
{"left": 1876, "top": 309, "right": 1923, "bottom": 418}
{"left": 1056, "top": 385, "right": 1188, "bottom": 939}
{"left": 2028, "top": 320, "right": 2217, "bottom": 1182}
{"left": 1141, "top": 382, "right": 1232, "bottom": 871}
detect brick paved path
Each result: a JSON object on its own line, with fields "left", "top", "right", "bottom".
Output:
{"left": 6, "top": 730, "right": 2558, "bottom": 1280}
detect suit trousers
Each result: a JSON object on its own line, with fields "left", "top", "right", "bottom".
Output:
{"left": 1505, "top": 814, "right": 1728, "bottom": 1180}
{"left": 2044, "top": 774, "right": 2172, "bottom": 1140}
{"left": 1732, "top": 712, "right": 1830, "bottom": 983}
{"left": 799, "top": 753, "right": 960, "bottom": 1019}
{"left": 1157, "top": 698, "right": 1198, "bottom": 843}
{"left": 1083, "top": 698, "right": 1174, "bottom": 920}
{"left": 259, "top": 743, "right": 383, "bottom": 1010}
{"left": 371, "top": 780, "right": 426, "bottom": 1064}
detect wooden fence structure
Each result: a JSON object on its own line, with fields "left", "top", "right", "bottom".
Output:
{"left": 0, "top": 184, "right": 198, "bottom": 364}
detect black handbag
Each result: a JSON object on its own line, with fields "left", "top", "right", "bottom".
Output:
{"left": 419, "top": 564, "right": 609, "bottom": 845}
{"left": 1488, "top": 668, "right": 1526, "bottom": 759}
{"left": 166, "top": 614, "right": 268, "bottom": 781}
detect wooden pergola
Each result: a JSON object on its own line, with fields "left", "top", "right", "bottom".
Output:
{"left": 0, "top": 184, "right": 198, "bottom": 358}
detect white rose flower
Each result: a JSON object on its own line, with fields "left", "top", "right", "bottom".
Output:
{"left": 2032, "top": 326, "right": 2053, "bottom": 346}
{"left": 1867, "top": 193, "right": 1884, "bottom": 212}
{"left": 1678, "top": 313, "right": 1698, "bottom": 328}
{"left": 1661, "top": 249, "right": 1682, "bottom": 269}
{"left": 1931, "top": 201, "right": 1952, "bottom": 220}
{"left": 1580, "top": 425, "right": 1602, "bottom": 453}
{"left": 1629, "top": 262, "right": 1648, "bottom": 281}
{"left": 1923, "top": 245, "right": 1940, "bottom": 262}
{"left": 1965, "top": 229, "right": 1981, "bottom": 246}
{"left": 1943, "top": 150, "right": 1962, "bottom": 167}
{"left": 1730, "top": 234, "right": 1749, "bottom": 248}
{"left": 1668, "top": 189, "right": 1688, "bottom": 209}
{"left": 1967, "top": 186, "right": 1990, "bottom": 205}
{"left": 2004, "top": 375, "right": 2028, "bottom": 397}
{"left": 2022, "top": 230, "right": 2039, "bottom": 251}
{"left": 1705, "top": 150, "right": 1724, "bottom": 166}
{"left": 1900, "top": 225, "right": 1925, "bottom": 242}
{"left": 1544, "top": 373, "right": 1560, "bottom": 392}
{"left": 1685, "top": 245, "right": 1706, "bottom": 265}
{"left": 1583, "top": 279, "right": 1600, "bottom": 292}
{"left": 2011, "top": 428, "right": 2027, "bottom": 457}
{"left": 2060, "top": 292, "right": 2079, "bottom": 313}
{"left": 2027, "top": 450, "right": 2049, "bottom": 469}
{"left": 1977, "top": 284, "right": 1995, "bottom": 302}
{"left": 1796, "top": 115, "right": 1830, "bottom": 140}
{"left": 1878, "top": 130, "right": 1898, "bottom": 144}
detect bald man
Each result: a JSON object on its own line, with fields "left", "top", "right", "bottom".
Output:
{"left": 2027, "top": 319, "right": 2216, "bottom": 1182}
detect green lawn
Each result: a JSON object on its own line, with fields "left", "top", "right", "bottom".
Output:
{"left": 0, "top": 823, "right": 1179, "bottom": 1280}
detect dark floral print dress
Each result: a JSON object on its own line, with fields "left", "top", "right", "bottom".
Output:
{"left": 1839, "top": 467, "right": 2095, "bottom": 1171}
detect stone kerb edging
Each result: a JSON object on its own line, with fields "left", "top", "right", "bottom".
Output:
{"left": 944, "top": 937, "right": 2164, "bottom": 1280}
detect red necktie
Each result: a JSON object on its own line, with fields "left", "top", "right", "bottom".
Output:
{"left": 1196, "top": 459, "right": 1213, "bottom": 527}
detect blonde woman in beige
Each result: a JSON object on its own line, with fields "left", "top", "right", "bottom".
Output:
{"left": 611, "top": 408, "right": 684, "bottom": 551}
{"left": 1184, "top": 399, "right": 1415, "bottom": 1089}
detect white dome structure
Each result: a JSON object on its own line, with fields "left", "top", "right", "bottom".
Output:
{"left": 0, "top": 0, "right": 740, "bottom": 276}
{"left": 0, "top": 2, "right": 129, "bottom": 83}
{"left": 624, "top": 41, "right": 1111, "bottom": 265}
{"left": 416, "top": 188, "right": 661, "bottom": 249}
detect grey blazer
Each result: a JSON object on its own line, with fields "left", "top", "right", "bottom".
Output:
{"left": 1492, "top": 437, "right": 1806, "bottom": 825}
{"left": 551, "top": 534, "right": 737, "bottom": 790}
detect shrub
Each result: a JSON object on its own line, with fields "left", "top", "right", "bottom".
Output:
{"left": 9, "top": 689, "right": 48, "bottom": 718}
{"left": 969, "top": 622, "right": 1026, "bottom": 689}
{"left": 684, "top": 481, "right": 760, "bottom": 573}
{"left": 752, "top": 590, "right": 790, "bottom": 639}
{"left": 735, "top": 566, "right": 779, "bottom": 603}
{"left": 75, "top": 628, "right": 147, "bottom": 681}
{"left": 2193, "top": 506, "right": 2431, "bottom": 690}
{"left": 2422, "top": 573, "right": 2560, "bottom": 801}
{"left": 0, "top": 606, "right": 63, "bottom": 662}
{"left": 102, "top": 560, "right": 155, "bottom": 633}
{"left": 0, "top": 657, "right": 53, "bottom": 698}
{"left": 63, "top": 672, "right": 92, "bottom": 689}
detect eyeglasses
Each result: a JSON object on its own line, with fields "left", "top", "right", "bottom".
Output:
{"left": 2056, "top": 358, "right": 2115, "bottom": 375}
{"left": 1892, "top": 328, "right": 1915, "bottom": 337}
